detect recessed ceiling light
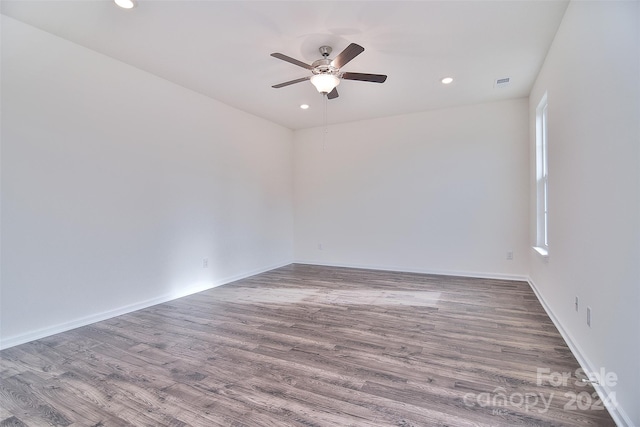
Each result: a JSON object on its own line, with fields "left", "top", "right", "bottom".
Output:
{"left": 300, "top": 104, "right": 310, "bottom": 110}
{"left": 114, "top": 0, "right": 135, "bottom": 9}
{"left": 441, "top": 77, "right": 454, "bottom": 85}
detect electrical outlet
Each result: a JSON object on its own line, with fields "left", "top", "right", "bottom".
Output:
{"left": 203, "top": 258, "right": 209, "bottom": 268}
{"left": 587, "top": 306, "right": 592, "bottom": 327}
{"left": 506, "top": 251, "right": 513, "bottom": 260}
{"left": 575, "top": 296, "right": 579, "bottom": 312}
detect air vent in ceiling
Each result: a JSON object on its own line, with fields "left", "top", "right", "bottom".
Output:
{"left": 494, "top": 77, "right": 511, "bottom": 88}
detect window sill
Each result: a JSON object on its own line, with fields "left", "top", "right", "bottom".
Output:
{"left": 533, "top": 246, "right": 549, "bottom": 258}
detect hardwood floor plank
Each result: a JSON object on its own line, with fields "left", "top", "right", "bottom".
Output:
{"left": 0, "top": 264, "right": 616, "bottom": 426}
{"left": 12, "top": 370, "right": 135, "bottom": 427}
{"left": 0, "top": 373, "right": 72, "bottom": 426}
{"left": 0, "top": 416, "right": 29, "bottom": 427}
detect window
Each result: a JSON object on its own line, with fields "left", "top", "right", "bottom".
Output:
{"left": 535, "top": 93, "right": 549, "bottom": 256}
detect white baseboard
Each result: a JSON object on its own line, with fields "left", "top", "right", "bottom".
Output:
{"left": 293, "top": 259, "right": 529, "bottom": 282}
{"left": 0, "top": 261, "right": 292, "bottom": 350}
{"left": 527, "top": 278, "right": 633, "bottom": 427}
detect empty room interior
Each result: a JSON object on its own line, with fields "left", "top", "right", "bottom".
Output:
{"left": 1, "top": 1, "right": 638, "bottom": 426}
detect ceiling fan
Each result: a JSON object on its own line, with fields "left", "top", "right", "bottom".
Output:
{"left": 270, "top": 43, "right": 387, "bottom": 99}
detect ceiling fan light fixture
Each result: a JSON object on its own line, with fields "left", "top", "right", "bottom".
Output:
{"left": 310, "top": 74, "right": 340, "bottom": 94}
{"left": 114, "top": 0, "right": 135, "bottom": 9}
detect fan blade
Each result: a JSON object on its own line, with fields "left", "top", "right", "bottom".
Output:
{"left": 342, "top": 72, "right": 387, "bottom": 83}
{"left": 272, "top": 76, "right": 310, "bottom": 89}
{"left": 331, "top": 43, "right": 365, "bottom": 69}
{"left": 327, "top": 87, "right": 339, "bottom": 99}
{"left": 271, "top": 53, "right": 313, "bottom": 70}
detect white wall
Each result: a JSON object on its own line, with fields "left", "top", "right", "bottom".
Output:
{"left": 528, "top": 1, "right": 639, "bottom": 425}
{"left": 294, "top": 99, "right": 529, "bottom": 279}
{"left": 0, "top": 16, "right": 294, "bottom": 348}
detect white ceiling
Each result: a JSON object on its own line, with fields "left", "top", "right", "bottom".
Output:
{"left": 1, "top": 0, "right": 568, "bottom": 130}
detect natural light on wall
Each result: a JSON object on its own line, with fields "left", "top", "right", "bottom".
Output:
{"left": 171, "top": 281, "right": 216, "bottom": 300}
{"left": 534, "top": 92, "right": 549, "bottom": 257}
{"left": 114, "top": 0, "right": 135, "bottom": 9}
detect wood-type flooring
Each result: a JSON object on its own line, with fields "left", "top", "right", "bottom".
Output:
{"left": 0, "top": 264, "right": 616, "bottom": 426}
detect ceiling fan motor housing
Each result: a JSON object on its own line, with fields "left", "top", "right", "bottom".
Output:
{"left": 311, "top": 58, "right": 340, "bottom": 76}
{"left": 312, "top": 47, "right": 340, "bottom": 76}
